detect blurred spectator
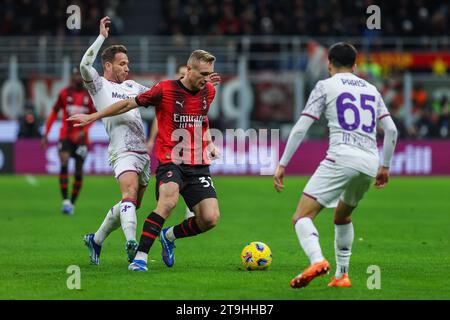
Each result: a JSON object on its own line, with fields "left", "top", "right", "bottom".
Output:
{"left": 380, "top": 78, "right": 407, "bottom": 138}
{"left": 18, "top": 101, "right": 42, "bottom": 138}
{"left": 0, "top": 0, "right": 126, "bottom": 36}
{"left": 433, "top": 96, "right": 449, "bottom": 138}
{"left": 359, "top": 55, "right": 382, "bottom": 85}
{"left": 411, "top": 83, "right": 429, "bottom": 137}
{"left": 0, "top": 0, "right": 448, "bottom": 37}
{"left": 159, "top": 0, "right": 450, "bottom": 37}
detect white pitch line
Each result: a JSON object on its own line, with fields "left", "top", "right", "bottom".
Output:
{"left": 25, "top": 175, "right": 39, "bottom": 187}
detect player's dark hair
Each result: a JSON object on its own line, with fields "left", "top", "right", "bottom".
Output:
{"left": 328, "top": 42, "right": 358, "bottom": 68}
{"left": 101, "top": 45, "right": 128, "bottom": 66}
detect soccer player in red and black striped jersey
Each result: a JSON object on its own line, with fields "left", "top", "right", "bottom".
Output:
{"left": 69, "top": 50, "right": 221, "bottom": 271}
{"left": 42, "top": 68, "right": 95, "bottom": 215}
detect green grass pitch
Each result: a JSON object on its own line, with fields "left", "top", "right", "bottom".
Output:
{"left": 0, "top": 175, "right": 449, "bottom": 300}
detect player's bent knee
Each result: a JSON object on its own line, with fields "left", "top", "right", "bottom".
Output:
{"left": 199, "top": 216, "right": 218, "bottom": 231}
{"left": 194, "top": 205, "right": 219, "bottom": 231}
{"left": 207, "top": 210, "right": 220, "bottom": 228}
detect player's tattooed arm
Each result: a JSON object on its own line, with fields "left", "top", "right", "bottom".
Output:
{"left": 80, "top": 17, "right": 109, "bottom": 82}
{"left": 68, "top": 98, "right": 138, "bottom": 127}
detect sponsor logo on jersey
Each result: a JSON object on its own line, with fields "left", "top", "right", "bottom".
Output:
{"left": 112, "top": 92, "right": 131, "bottom": 100}
{"left": 173, "top": 114, "right": 206, "bottom": 128}
{"left": 176, "top": 100, "right": 185, "bottom": 108}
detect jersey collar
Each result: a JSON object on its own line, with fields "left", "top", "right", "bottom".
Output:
{"left": 177, "top": 79, "right": 200, "bottom": 96}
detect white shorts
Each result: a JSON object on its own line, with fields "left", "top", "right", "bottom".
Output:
{"left": 110, "top": 152, "right": 151, "bottom": 187}
{"left": 303, "top": 159, "right": 373, "bottom": 208}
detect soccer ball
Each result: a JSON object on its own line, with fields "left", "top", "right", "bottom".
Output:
{"left": 241, "top": 241, "right": 272, "bottom": 271}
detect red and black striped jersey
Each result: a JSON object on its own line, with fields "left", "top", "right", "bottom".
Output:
{"left": 135, "top": 80, "right": 216, "bottom": 166}
{"left": 44, "top": 87, "right": 95, "bottom": 144}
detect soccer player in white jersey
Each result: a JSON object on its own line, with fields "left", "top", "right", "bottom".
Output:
{"left": 79, "top": 17, "right": 150, "bottom": 265}
{"left": 273, "top": 43, "right": 398, "bottom": 289}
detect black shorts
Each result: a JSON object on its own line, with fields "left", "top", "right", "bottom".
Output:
{"left": 58, "top": 140, "right": 88, "bottom": 161}
{"left": 155, "top": 163, "right": 217, "bottom": 211}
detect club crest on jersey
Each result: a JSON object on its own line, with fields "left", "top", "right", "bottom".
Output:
{"left": 176, "top": 100, "right": 184, "bottom": 108}
{"left": 167, "top": 171, "right": 173, "bottom": 178}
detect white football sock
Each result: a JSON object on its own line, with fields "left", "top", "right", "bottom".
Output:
{"left": 165, "top": 226, "right": 176, "bottom": 242}
{"left": 120, "top": 201, "right": 137, "bottom": 242}
{"left": 134, "top": 251, "right": 148, "bottom": 263}
{"left": 334, "top": 222, "right": 354, "bottom": 279}
{"left": 94, "top": 202, "right": 121, "bottom": 245}
{"left": 295, "top": 217, "right": 324, "bottom": 265}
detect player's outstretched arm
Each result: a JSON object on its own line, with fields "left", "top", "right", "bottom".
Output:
{"left": 273, "top": 116, "right": 315, "bottom": 192}
{"left": 273, "top": 165, "right": 286, "bottom": 193}
{"left": 79, "top": 16, "right": 110, "bottom": 82}
{"left": 375, "top": 116, "right": 398, "bottom": 189}
{"left": 68, "top": 98, "right": 138, "bottom": 127}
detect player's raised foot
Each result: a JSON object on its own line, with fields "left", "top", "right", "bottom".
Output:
{"left": 290, "top": 259, "right": 330, "bottom": 289}
{"left": 125, "top": 239, "right": 138, "bottom": 263}
{"left": 128, "top": 259, "right": 148, "bottom": 272}
{"left": 62, "top": 199, "right": 74, "bottom": 215}
{"left": 84, "top": 233, "right": 102, "bottom": 265}
{"left": 328, "top": 273, "right": 352, "bottom": 288}
{"left": 160, "top": 228, "right": 175, "bottom": 267}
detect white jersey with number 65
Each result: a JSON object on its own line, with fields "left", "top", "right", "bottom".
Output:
{"left": 301, "top": 72, "right": 390, "bottom": 177}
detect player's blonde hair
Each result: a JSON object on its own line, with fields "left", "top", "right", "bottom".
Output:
{"left": 187, "top": 50, "right": 216, "bottom": 66}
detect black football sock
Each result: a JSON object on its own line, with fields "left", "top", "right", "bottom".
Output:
{"left": 70, "top": 173, "right": 83, "bottom": 204}
{"left": 137, "top": 212, "right": 165, "bottom": 254}
{"left": 59, "top": 166, "right": 69, "bottom": 200}
{"left": 172, "top": 217, "right": 203, "bottom": 239}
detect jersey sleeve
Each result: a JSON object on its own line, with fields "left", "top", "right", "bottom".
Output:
{"left": 376, "top": 93, "right": 391, "bottom": 120}
{"left": 279, "top": 116, "right": 315, "bottom": 167}
{"left": 133, "top": 81, "right": 149, "bottom": 95}
{"left": 80, "top": 35, "right": 105, "bottom": 96}
{"left": 83, "top": 69, "right": 103, "bottom": 96}
{"left": 87, "top": 95, "right": 96, "bottom": 113}
{"left": 301, "top": 81, "right": 326, "bottom": 120}
{"left": 135, "top": 82, "right": 163, "bottom": 107}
